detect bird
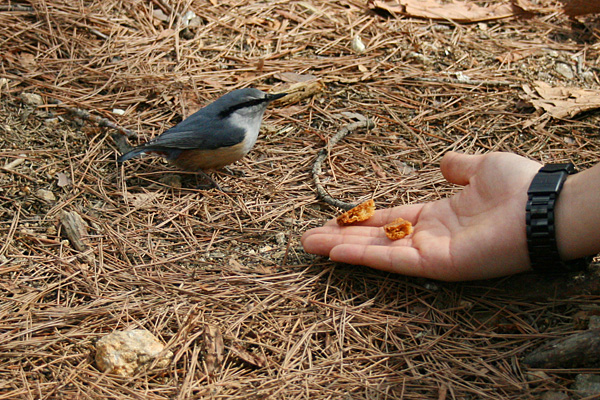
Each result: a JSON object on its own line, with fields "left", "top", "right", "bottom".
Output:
{"left": 117, "top": 88, "right": 287, "bottom": 189}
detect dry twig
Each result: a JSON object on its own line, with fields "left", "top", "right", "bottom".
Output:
{"left": 312, "top": 119, "right": 376, "bottom": 210}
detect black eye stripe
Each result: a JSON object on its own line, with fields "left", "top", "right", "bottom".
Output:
{"left": 218, "top": 97, "right": 267, "bottom": 118}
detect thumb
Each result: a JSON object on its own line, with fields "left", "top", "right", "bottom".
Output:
{"left": 440, "top": 151, "right": 485, "bottom": 186}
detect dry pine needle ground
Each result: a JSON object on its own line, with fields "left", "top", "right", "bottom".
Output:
{"left": 1, "top": 1, "right": 600, "bottom": 399}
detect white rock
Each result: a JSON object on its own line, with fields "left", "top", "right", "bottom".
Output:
{"left": 95, "top": 329, "right": 172, "bottom": 376}
{"left": 36, "top": 189, "right": 56, "bottom": 202}
{"left": 351, "top": 35, "right": 366, "bottom": 53}
{"left": 555, "top": 62, "right": 574, "bottom": 80}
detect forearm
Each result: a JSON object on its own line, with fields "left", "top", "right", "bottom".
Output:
{"left": 555, "top": 163, "right": 600, "bottom": 260}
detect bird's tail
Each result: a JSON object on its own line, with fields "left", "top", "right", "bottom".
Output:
{"left": 117, "top": 147, "right": 147, "bottom": 163}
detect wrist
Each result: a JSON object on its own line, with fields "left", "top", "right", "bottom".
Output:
{"left": 555, "top": 166, "right": 600, "bottom": 261}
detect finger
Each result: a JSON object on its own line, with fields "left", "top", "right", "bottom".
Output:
{"left": 329, "top": 244, "right": 425, "bottom": 277}
{"left": 323, "top": 204, "right": 424, "bottom": 227}
{"left": 440, "top": 151, "right": 484, "bottom": 186}
{"left": 301, "top": 230, "right": 399, "bottom": 256}
{"left": 303, "top": 225, "right": 385, "bottom": 238}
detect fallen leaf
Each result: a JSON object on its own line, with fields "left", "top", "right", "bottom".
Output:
{"left": 524, "top": 81, "right": 600, "bottom": 119}
{"left": 273, "top": 72, "right": 318, "bottom": 83}
{"left": 370, "top": 160, "right": 387, "bottom": 179}
{"left": 367, "top": 0, "right": 521, "bottom": 23}
{"left": 496, "top": 48, "right": 540, "bottom": 63}
{"left": 18, "top": 52, "right": 36, "bottom": 69}
{"left": 156, "top": 29, "right": 175, "bottom": 40}
{"left": 563, "top": 0, "right": 600, "bottom": 17}
{"left": 127, "top": 192, "right": 161, "bottom": 209}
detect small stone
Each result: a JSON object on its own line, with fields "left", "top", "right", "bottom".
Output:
{"left": 19, "top": 92, "right": 43, "bottom": 106}
{"left": 181, "top": 10, "right": 198, "bottom": 27}
{"left": 112, "top": 108, "right": 125, "bottom": 116}
{"left": 581, "top": 70, "right": 596, "bottom": 85}
{"left": 36, "top": 189, "right": 56, "bottom": 202}
{"left": 351, "top": 35, "right": 366, "bottom": 53}
{"left": 574, "top": 374, "right": 600, "bottom": 397}
{"left": 589, "top": 315, "right": 600, "bottom": 329}
{"left": 540, "top": 392, "right": 569, "bottom": 400}
{"left": 555, "top": 62, "right": 574, "bottom": 80}
{"left": 455, "top": 71, "right": 471, "bottom": 83}
{"left": 44, "top": 118, "right": 60, "bottom": 127}
{"left": 95, "top": 329, "right": 172, "bottom": 377}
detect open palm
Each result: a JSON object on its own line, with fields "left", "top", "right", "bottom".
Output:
{"left": 301, "top": 152, "right": 543, "bottom": 281}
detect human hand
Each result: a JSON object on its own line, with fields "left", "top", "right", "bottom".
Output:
{"left": 301, "top": 152, "right": 543, "bottom": 281}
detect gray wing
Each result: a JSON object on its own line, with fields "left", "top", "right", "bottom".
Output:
{"left": 145, "top": 111, "right": 245, "bottom": 150}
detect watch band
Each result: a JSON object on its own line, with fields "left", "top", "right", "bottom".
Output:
{"left": 526, "top": 163, "right": 590, "bottom": 272}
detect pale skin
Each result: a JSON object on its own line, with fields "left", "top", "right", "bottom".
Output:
{"left": 301, "top": 151, "right": 600, "bottom": 281}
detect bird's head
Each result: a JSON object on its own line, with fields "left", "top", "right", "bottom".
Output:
{"left": 213, "top": 88, "right": 287, "bottom": 119}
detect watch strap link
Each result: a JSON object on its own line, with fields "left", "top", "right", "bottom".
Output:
{"left": 526, "top": 163, "right": 590, "bottom": 272}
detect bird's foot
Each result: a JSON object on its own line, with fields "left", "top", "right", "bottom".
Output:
{"left": 195, "top": 170, "right": 230, "bottom": 192}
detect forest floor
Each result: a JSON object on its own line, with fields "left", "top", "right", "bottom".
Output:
{"left": 1, "top": 1, "right": 600, "bottom": 399}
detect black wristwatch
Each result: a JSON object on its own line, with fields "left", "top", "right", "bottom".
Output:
{"left": 526, "top": 163, "right": 591, "bottom": 272}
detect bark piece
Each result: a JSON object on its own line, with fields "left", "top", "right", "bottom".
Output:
{"left": 523, "top": 328, "right": 600, "bottom": 368}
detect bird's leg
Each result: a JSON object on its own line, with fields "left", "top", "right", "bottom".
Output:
{"left": 222, "top": 166, "right": 246, "bottom": 177}
{"left": 195, "top": 169, "right": 224, "bottom": 191}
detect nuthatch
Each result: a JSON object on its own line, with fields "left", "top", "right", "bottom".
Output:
{"left": 117, "top": 88, "right": 286, "bottom": 188}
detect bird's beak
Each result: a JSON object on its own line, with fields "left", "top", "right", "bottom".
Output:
{"left": 266, "top": 92, "right": 288, "bottom": 102}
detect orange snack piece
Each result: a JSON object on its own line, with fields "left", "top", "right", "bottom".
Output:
{"left": 384, "top": 217, "right": 413, "bottom": 240}
{"left": 336, "top": 199, "right": 375, "bottom": 226}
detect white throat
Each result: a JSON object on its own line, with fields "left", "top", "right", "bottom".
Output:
{"left": 229, "top": 109, "right": 266, "bottom": 153}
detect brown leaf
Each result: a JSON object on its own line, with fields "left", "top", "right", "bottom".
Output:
{"left": 156, "top": 29, "right": 175, "bottom": 41}
{"left": 563, "top": 0, "right": 600, "bottom": 17}
{"left": 18, "top": 52, "right": 36, "bottom": 69}
{"left": 524, "top": 81, "right": 600, "bottom": 119}
{"left": 370, "top": 160, "right": 387, "bottom": 179}
{"left": 367, "top": 0, "right": 520, "bottom": 23}
{"left": 495, "top": 48, "right": 540, "bottom": 63}
{"left": 273, "top": 72, "right": 318, "bottom": 83}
